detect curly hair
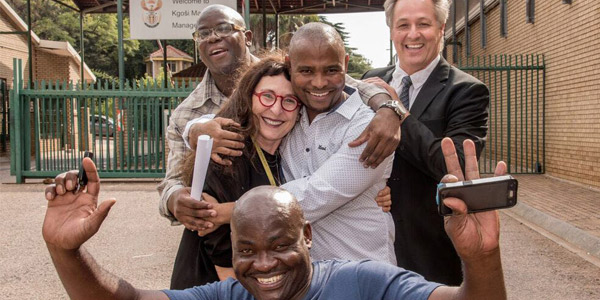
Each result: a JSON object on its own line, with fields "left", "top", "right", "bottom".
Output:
{"left": 181, "top": 53, "right": 292, "bottom": 185}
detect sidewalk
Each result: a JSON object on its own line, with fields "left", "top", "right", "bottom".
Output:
{"left": 1, "top": 152, "right": 599, "bottom": 262}
{"left": 507, "top": 174, "right": 600, "bottom": 263}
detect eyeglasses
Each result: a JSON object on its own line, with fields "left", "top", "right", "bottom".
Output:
{"left": 192, "top": 23, "right": 246, "bottom": 42}
{"left": 254, "top": 91, "right": 301, "bottom": 112}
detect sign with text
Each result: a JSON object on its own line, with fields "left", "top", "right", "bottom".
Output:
{"left": 129, "top": 0, "right": 237, "bottom": 40}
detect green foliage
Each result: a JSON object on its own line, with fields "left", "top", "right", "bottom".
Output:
{"left": 249, "top": 14, "right": 372, "bottom": 77}
{"left": 91, "top": 69, "right": 118, "bottom": 82}
{"left": 7, "top": 0, "right": 140, "bottom": 78}
{"left": 6, "top": 0, "right": 370, "bottom": 79}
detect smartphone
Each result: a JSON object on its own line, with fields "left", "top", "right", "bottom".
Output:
{"left": 436, "top": 175, "right": 518, "bottom": 216}
{"left": 78, "top": 151, "right": 94, "bottom": 189}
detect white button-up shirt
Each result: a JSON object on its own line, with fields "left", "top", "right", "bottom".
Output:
{"left": 281, "top": 87, "right": 396, "bottom": 264}
{"left": 390, "top": 55, "right": 441, "bottom": 110}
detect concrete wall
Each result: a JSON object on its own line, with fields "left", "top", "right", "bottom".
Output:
{"left": 449, "top": 1, "right": 600, "bottom": 187}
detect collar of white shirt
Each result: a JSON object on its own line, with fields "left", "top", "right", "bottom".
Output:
{"left": 299, "top": 86, "right": 362, "bottom": 126}
{"left": 391, "top": 54, "right": 441, "bottom": 91}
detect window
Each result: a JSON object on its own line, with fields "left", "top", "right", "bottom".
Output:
{"left": 480, "top": 0, "right": 487, "bottom": 48}
{"left": 562, "top": 0, "right": 572, "bottom": 4}
{"left": 526, "top": 0, "right": 535, "bottom": 24}
{"left": 500, "top": 0, "right": 508, "bottom": 37}
{"left": 465, "top": 0, "right": 471, "bottom": 57}
{"left": 167, "top": 62, "right": 177, "bottom": 73}
{"left": 452, "top": 0, "right": 458, "bottom": 63}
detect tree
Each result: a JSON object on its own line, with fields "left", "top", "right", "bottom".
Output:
{"left": 249, "top": 14, "right": 372, "bottom": 78}
{"left": 7, "top": 0, "right": 140, "bottom": 79}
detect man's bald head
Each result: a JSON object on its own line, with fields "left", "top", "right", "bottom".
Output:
{"left": 288, "top": 22, "right": 346, "bottom": 59}
{"left": 196, "top": 4, "right": 245, "bottom": 30}
{"left": 231, "top": 186, "right": 313, "bottom": 300}
{"left": 231, "top": 186, "right": 305, "bottom": 231}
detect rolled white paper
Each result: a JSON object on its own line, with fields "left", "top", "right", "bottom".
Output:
{"left": 190, "top": 135, "right": 214, "bottom": 201}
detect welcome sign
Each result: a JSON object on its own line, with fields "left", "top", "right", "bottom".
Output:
{"left": 130, "top": 0, "right": 237, "bottom": 40}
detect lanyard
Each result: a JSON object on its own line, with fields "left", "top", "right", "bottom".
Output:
{"left": 252, "top": 137, "right": 277, "bottom": 186}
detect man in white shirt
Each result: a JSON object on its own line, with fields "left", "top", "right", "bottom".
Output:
{"left": 188, "top": 23, "right": 397, "bottom": 264}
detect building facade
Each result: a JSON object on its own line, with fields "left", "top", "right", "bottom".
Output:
{"left": 447, "top": 0, "right": 600, "bottom": 188}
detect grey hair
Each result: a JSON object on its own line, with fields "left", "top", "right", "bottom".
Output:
{"left": 384, "top": 0, "right": 451, "bottom": 28}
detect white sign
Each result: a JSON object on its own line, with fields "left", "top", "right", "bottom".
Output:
{"left": 129, "top": 0, "right": 237, "bottom": 40}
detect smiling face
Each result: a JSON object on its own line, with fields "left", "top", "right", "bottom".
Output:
{"left": 232, "top": 188, "right": 313, "bottom": 300}
{"left": 288, "top": 40, "right": 349, "bottom": 122}
{"left": 196, "top": 7, "right": 252, "bottom": 76}
{"left": 251, "top": 74, "right": 299, "bottom": 154}
{"left": 391, "top": 0, "right": 445, "bottom": 75}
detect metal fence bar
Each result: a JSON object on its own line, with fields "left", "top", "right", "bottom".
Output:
{"left": 11, "top": 55, "right": 544, "bottom": 181}
{"left": 458, "top": 54, "right": 545, "bottom": 174}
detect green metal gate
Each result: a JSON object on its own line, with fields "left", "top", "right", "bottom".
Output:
{"left": 9, "top": 55, "right": 546, "bottom": 182}
{"left": 10, "top": 58, "right": 199, "bottom": 182}
{"left": 458, "top": 54, "right": 546, "bottom": 174}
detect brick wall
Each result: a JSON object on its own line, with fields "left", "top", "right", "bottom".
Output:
{"left": 0, "top": 9, "right": 31, "bottom": 89}
{"left": 450, "top": 1, "right": 600, "bottom": 188}
{"left": 34, "top": 50, "right": 70, "bottom": 84}
{"left": 68, "top": 58, "right": 82, "bottom": 83}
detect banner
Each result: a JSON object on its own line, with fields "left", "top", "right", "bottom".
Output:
{"left": 129, "top": 0, "right": 237, "bottom": 40}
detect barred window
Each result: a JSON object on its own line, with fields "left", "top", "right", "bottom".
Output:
{"left": 465, "top": 0, "right": 471, "bottom": 57}
{"left": 480, "top": 0, "right": 486, "bottom": 48}
{"left": 526, "top": 0, "right": 535, "bottom": 24}
{"left": 500, "top": 0, "right": 508, "bottom": 37}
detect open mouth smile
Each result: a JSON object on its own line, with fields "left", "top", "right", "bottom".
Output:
{"left": 256, "top": 274, "right": 283, "bottom": 285}
{"left": 209, "top": 48, "right": 228, "bottom": 57}
{"left": 262, "top": 117, "right": 284, "bottom": 126}
{"left": 405, "top": 44, "right": 424, "bottom": 49}
{"left": 309, "top": 91, "right": 331, "bottom": 97}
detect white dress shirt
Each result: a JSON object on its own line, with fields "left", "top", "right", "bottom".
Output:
{"left": 280, "top": 87, "right": 396, "bottom": 264}
{"left": 389, "top": 55, "right": 441, "bottom": 110}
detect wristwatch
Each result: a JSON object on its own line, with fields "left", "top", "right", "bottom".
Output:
{"left": 378, "top": 100, "right": 408, "bottom": 121}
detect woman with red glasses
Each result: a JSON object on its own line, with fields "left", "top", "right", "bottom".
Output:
{"left": 171, "top": 54, "right": 301, "bottom": 289}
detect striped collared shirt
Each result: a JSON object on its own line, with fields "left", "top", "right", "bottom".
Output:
{"left": 157, "top": 70, "right": 227, "bottom": 224}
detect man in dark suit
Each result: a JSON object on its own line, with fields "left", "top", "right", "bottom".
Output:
{"left": 362, "top": 0, "right": 489, "bottom": 285}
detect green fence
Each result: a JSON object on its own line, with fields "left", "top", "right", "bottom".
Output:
{"left": 458, "top": 54, "right": 546, "bottom": 174}
{"left": 10, "top": 58, "right": 199, "bottom": 182}
{"left": 9, "top": 55, "right": 545, "bottom": 182}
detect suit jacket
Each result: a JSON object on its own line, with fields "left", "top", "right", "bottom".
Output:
{"left": 362, "top": 57, "right": 489, "bottom": 285}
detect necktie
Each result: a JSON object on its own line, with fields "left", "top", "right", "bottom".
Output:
{"left": 400, "top": 76, "right": 412, "bottom": 110}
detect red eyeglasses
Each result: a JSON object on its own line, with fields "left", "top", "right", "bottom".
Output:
{"left": 254, "top": 91, "right": 301, "bottom": 112}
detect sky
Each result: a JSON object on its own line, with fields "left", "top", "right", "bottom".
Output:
{"left": 323, "top": 12, "right": 393, "bottom": 68}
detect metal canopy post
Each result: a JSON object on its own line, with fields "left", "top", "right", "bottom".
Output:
{"left": 117, "top": 0, "right": 124, "bottom": 88}
{"left": 275, "top": 13, "right": 279, "bottom": 49}
{"left": 80, "top": 10, "right": 85, "bottom": 88}
{"left": 163, "top": 40, "right": 168, "bottom": 88}
{"left": 244, "top": 0, "right": 250, "bottom": 28}
{"left": 262, "top": 0, "right": 267, "bottom": 48}
{"left": 27, "top": 0, "right": 33, "bottom": 87}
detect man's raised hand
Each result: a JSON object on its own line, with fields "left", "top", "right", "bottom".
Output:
{"left": 440, "top": 138, "right": 507, "bottom": 260}
{"left": 42, "top": 158, "right": 116, "bottom": 250}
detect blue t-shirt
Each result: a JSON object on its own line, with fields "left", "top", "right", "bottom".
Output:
{"left": 163, "top": 260, "right": 442, "bottom": 300}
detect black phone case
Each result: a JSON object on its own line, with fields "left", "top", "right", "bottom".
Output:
{"left": 437, "top": 176, "right": 518, "bottom": 216}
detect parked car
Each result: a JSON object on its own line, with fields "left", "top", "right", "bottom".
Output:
{"left": 89, "top": 115, "right": 115, "bottom": 137}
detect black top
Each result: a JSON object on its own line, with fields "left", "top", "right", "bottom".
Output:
{"left": 170, "top": 138, "right": 282, "bottom": 290}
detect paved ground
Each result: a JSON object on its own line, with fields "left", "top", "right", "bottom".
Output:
{"left": 0, "top": 154, "right": 599, "bottom": 299}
